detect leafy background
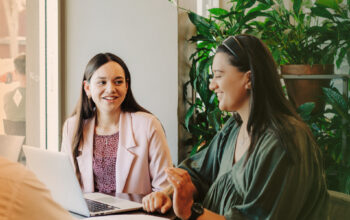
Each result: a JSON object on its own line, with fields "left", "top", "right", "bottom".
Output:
{"left": 182, "top": 0, "right": 350, "bottom": 193}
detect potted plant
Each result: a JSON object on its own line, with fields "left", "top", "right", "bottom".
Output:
{"left": 256, "top": 0, "right": 344, "bottom": 112}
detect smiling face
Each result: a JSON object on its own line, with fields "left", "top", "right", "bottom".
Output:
{"left": 83, "top": 61, "right": 128, "bottom": 115}
{"left": 209, "top": 52, "right": 251, "bottom": 112}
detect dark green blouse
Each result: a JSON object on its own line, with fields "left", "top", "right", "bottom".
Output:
{"left": 179, "top": 117, "right": 329, "bottom": 220}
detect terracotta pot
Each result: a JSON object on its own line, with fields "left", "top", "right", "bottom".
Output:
{"left": 281, "top": 64, "right": 334, "bottom": 113}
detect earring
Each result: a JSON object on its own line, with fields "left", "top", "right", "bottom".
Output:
{"left": 245, "top": 81, "right": 252, "bottom": 90}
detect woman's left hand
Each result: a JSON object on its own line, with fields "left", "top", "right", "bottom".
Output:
{"left": 165, "top": 167, "right": 196, "bottom": 220}
{"left": 142, "top": 191, "right": 172, "bottom": 213}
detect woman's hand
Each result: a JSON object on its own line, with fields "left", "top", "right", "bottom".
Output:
{"left": 142, "top": 191, "right": 172, "bottom": 214}
{"left": 166, "top": 167, "right": 196, "bottom": 220}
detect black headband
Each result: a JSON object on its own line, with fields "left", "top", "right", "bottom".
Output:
{"left": 222, "top": 36, "right": 244, "bottom": 58}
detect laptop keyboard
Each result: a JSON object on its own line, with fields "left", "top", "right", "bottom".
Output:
{"left": 85, "top": 199, "right": 119, "bottom": 213}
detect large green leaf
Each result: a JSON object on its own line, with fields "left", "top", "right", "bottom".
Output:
{"left": 199, "top": 56, "right": 213, "bottom": 79}
{"left": 316, "top": 0, "right": 342, "bottom": 10}
{"left": 297, "top": 102, "right": 315, "bottom": 121}
{"left": 189, "top": 35, "right": 216, "bottom": 43}
{"left": 208, "top": 109, "right": 222, "bottom": 131}
{"left": 227, "top": 23, "right": 240, "bottom": 35}
{"left": 197, "top": 80, "right": 212, "bottom": 107}
{"left": 293, "top": 0, "right": 302, "bottom": 15}
{"left": 258, "top": 0, "right": 274, "bottom": 5}
{"left": 336, "top": 47, "right": 348, "bottom": 68}
{"left": 311, "top": 6, "right": 334, "bottom": 19}
{"left": 236, "top": 0, "right": 244, "bottom": 11}
{"left": 243, "top": 11, "right": 267, "bottom": 24}
{"left": 242, "top": 0, "right": 257, "bottom": 9}
{"left": 189, "top": 48, "right": 211, "bottom": 60}
{"left": 323, "top": 87, "right": 348, "bottom": 120}
{"left": 189, "top": 61, "right": 197, "bottom": 90}
{"left": 209, "top": 93, "right": 217, "bottom": 105}
{"left": 208, "top": 8, "right": 229, "bottom": 16}
{"left": 247, "top": 3, "right": 271, "bottom": 14}
{"left": 188, "top": 11, "right": 215, "bottom": 37}
{"left": 214, "top": 10, "right": 237, "bottom": 20}
{"left": 185, "top": 105, "right": 195, "bottom": 130}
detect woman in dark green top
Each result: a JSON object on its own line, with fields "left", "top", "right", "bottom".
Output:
{"left": 142, "top": 35, "right": 329, "bottom": 219}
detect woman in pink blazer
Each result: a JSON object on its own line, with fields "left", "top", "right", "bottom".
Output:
{"left": 61, "top": 53, "right": 172, "bottom": 195}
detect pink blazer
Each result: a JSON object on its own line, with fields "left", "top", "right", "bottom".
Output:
{"left": 61, "top": 111, "right": 173, "bottom": 194}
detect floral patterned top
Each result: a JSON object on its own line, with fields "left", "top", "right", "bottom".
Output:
{"left": 93, "top": 132, "right": 119, "bottom": 196}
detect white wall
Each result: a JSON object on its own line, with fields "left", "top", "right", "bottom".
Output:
{"left": 63, "top": 0, "right": 179, "bottom": 163}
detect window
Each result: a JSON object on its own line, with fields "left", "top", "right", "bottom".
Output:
{"left": 0, "top": 0, "right": 27, "bottom": 138}
{"left": 197, "top": 0, "right": 219, "bottom": 16}
{"left": 0, "top": 0, "right": 59, "bottom": 157}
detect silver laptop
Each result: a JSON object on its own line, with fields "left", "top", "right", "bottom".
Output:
{"left": 23, "top": 145, "right": 142, "bottom": 217}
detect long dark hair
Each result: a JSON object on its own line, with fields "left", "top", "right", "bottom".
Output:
{"left": 71, "top": 53, "right": 150, "bottom": 186}
{"left": 217, "top": 34, "right": 315, "bottom": 164}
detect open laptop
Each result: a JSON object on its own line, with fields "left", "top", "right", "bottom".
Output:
{"left": 23, "top": 145, "right": 142, "bottom": 217}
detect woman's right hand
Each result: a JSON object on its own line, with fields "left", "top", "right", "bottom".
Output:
{"left": 166, "top": 168, "right": 196, "bottom": 219}
{"left": 142, "top": 191, "right": 172, "bottom": 214}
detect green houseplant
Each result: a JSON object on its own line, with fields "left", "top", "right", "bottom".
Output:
{"left": 298, "top": 86, "right": 350, "bottom": 193}
{"left": 256, "top": 0, "right": 350, "bottom": 67}
{"left": 256, "top": 0, "right": 338, "bottom": 112}
{"left": 258, "top": 0, "right": 337, "bottom": 65}
{"left": 311, "top": 0, "right": 350, "bottom": 70}
{"left": 256, "top": 0, "right": 350, "bottom": 111}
